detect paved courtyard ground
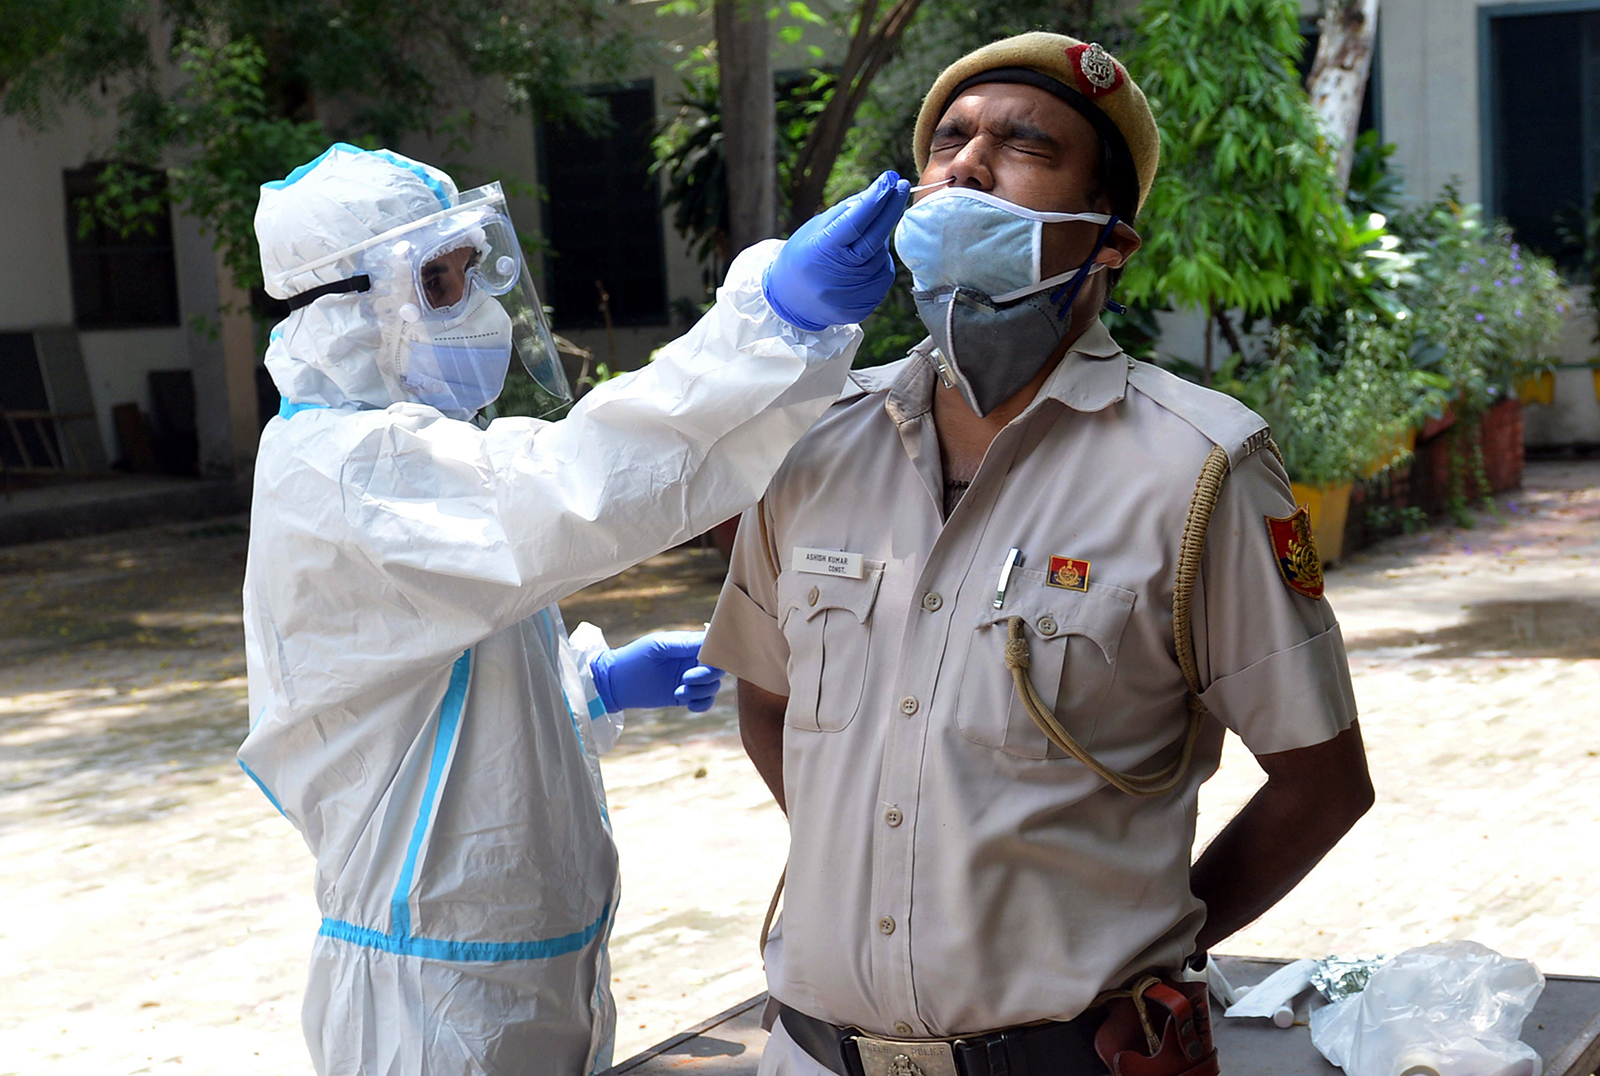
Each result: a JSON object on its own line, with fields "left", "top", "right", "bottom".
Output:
{"left": 1, "top": 461, "right": 1597, "bottom": 1075}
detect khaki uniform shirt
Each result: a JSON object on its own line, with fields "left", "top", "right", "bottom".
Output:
{"left": 701, "top": 321, "right": 1357, "bottom": 1040}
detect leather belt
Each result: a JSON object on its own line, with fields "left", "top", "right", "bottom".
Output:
{"left": 777, "top": 1003, "right": 1109, "bottom": 1076}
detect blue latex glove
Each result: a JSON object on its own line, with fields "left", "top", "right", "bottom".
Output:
{"left": 590, "top": 631, "right": 726, "bottom": 714}
{"left": 762, "top": 170, "right": 912, "bottom": 332}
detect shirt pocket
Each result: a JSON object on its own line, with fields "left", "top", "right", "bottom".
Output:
{"left": 777, "top": 565, "right": 884, "bottom": 732}
{"left": 954, "top": 567, "right": 1136, "bottom": 760}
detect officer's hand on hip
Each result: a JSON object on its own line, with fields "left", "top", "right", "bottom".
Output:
{"left": 591, "top": 631, "right": 726, "bottom": 714}
{"left": 762, "top": 170, "right": 912, "bottom": 331}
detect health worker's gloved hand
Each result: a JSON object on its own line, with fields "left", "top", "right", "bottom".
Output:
{"left": 762, "top": 170, "right": 911, "bottom": 332}
{"left": 590, "top": 631, "right": 725, "bottom": 714}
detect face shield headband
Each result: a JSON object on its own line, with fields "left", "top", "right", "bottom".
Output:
{"left": 274, "top": 184, "right": 574, "bottom": 419}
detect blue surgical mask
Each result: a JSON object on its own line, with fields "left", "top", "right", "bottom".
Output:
{"left": 894, "top": 187, "right": 1114, "bottom": 301}
{"left": 892, "top": 187, "right": 1122, "bottom": 416}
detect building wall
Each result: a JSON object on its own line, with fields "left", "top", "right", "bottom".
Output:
{"left": 0, "top": 104, "right": 230, "bottom": 473}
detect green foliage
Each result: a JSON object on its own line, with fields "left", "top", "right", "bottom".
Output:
{"left": 0, "top": 0, "right": 150, "bottom": 126}
{"left": 851, "top": 264, "right": 924, "bottom": 369}
{"left": 652, "top": 70, "right": 730, "bottom": 266}
{"left": 89, "top": 35, "right": 329, "bottom": 293}
{"left": 1344, "top": 130, "right": 1405, "bottom": 221}
{"left": 9, "top": 0, "right": 644, "bottom": 298}
{"left": 1390, "top": 190, "right": 1570, "bottom": 412}
{"left": 1365, "top": 503, "right": 1427, "bottom": 535}
{"left": 1216, "top": 180, "right": 1568, "bottom": 488}
{"left": 1574, "top": 185, "right": 1600, "bottom": 349}
{"left": 1119, "top": 0, "right": 1354, "bottom": 319}
{"left": 1217, "top": 319, "right": 1437, "bottom": 488}
{"left": 651, "top": 65, "right": 835, "bottom": 266}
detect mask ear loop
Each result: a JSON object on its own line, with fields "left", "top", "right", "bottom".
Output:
{"left": 1047, "top": 215, "right": 1122, "bottom": 321}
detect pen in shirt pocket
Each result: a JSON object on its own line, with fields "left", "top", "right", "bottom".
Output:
{"left": 993, "top": 547, "right": 1024, "bottom": 610}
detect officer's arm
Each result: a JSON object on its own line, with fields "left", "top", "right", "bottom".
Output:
{"left": 738, "top": 680, "right": 790, "bottom": 814}
{"left": 1189, "top": 721, "right": 1373, "bottom": 952}
{"left": 1184, "top": 447, "right": 1369, "bottom": 953}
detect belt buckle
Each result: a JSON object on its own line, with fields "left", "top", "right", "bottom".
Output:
{"left": 852, "top": 1034, "right": 960, "bottom": 1076}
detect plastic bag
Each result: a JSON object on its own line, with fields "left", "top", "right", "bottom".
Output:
{"left": 1309, "top": 940, "right": 1545, "bottom": 1076}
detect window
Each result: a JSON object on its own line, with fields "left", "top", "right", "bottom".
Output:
{"left": 63, "top": 164, "right": 181, "bottom": 329}
{"left": 540, "top": 81, "right": 669, "bottom": 329}
{"left": 1486, "top": 4, "right": 1600, "bottom": 267}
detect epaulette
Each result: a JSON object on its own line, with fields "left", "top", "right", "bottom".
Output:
{"left": 1126, "top": 360, "right": 1272, "bottom": 470}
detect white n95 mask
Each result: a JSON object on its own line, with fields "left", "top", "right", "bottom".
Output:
{"left": 394, "top": 288, "right": 515, "bottom": 417}
{"left": 892, "top": 186, "right": 1123, "bottom": 417}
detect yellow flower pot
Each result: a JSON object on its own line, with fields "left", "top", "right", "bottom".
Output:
{"left": 1517, "top": 371, "right": 1556, "bottom": 406}
{"left": 1360, "top": 427, "right": 1419, "bottom": 479}
{"left": 1289, "top": 481, "right": 1352, "bottom": 566}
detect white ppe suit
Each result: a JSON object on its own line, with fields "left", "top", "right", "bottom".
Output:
{"left": 238, "top": 145, "right": 861, "bottom": 1075}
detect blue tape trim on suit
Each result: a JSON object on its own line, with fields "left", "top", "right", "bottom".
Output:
{"left": 238, "top": 759, "right": 287, "bottom": 819}
{"left": 278, "top": 399, "right": 327, "bottom": 420}
{"left": 262, "top": 143, "right": 452, "bottom": 209}
{"left": 263, "top": 142, "right": 346, "bottom": 189}
{"left": 390, "top": 649, "right": 472, "bottom": 939}
{"left": 318, "top": 902, "right": 610, "bottom": 963}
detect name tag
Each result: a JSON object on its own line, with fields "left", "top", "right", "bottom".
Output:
{"left": 793, "top": 547, "right": 864, "bottom": 579}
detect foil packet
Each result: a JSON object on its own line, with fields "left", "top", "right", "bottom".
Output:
{"left": 1312, "top": 955, "right": 1392, "bottom": 1002}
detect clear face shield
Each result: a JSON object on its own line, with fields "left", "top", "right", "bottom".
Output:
{"left": 277, "top": 181, "right": 573, "bottom": 419}
{"left": 385, "top": 184, "right": 573, "bottom": 418}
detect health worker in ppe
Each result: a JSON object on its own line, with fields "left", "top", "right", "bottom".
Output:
{"left": 237, "top": 142, "right": 910, "bottom": 1076}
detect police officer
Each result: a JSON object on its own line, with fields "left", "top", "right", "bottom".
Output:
{"left": 702, "top": 32, "right": 1373, "bottom": 1076}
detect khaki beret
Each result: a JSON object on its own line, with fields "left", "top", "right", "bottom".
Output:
{"left": 913, "top": 32, "right": 1160, "bottom": 216}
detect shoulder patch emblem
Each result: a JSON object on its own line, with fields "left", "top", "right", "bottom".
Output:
{"left": 1046, "top": 555, "right": 1091, "bottom": 592}
{"left": 1266, "top": 508, "right": 1324, "bottom": 599}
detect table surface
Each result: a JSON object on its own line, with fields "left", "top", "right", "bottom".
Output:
{"left": 601, "top": 957, "right": 1600, "bottom": 1076}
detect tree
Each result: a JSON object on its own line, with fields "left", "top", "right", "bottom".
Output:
{"left": 1307, "top": 0, "right": 1380, "bottom": 189}
{"left": 1119, "top": 0, "right": 1356, "bottom": 382}
{"left": 660, "top": 0, "right": 1126, "bottom": 258}
{"left": 782, "top": 0, "right": 929, "bottom": 231}
{"left": 715, "top": 0, "right": 778, "bottom": 251}
{"left": 3, "top": 0, "right": 644, "bottom": 292}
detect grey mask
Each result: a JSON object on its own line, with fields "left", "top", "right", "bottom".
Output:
{"left": 910, "top": 216, "right": 1123, "bottom": 418}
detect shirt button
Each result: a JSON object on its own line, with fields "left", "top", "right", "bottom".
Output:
{"left": 899, "top": 695, "right": 919, "bottom": 716}
{"left": 884, "top": 807, "right": 903, "bottom": 827}
{"left": 878, "top": 915, "right": 896, "bottom": 935}
{"left": 807, "top": 585, "right": 820, "bottom": 606}
{"left": 894, "top": 1021, "right": 914, "bottom": 1036}
{"left": 1038, "top": 616, "right": 1058, "bottom": 637}
{"left": 921, "top": 591, "right": 943, "bottom": 612}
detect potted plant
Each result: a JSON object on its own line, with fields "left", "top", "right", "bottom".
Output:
{"left": 1216, "top": 335, "right": 1383, "bottom": 565}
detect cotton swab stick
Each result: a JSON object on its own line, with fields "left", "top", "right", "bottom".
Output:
{"left": 908, "top": 177, "right": 955, "bottom": 192}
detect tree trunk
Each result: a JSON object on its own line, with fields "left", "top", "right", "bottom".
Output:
{"left": 784, "top": 0, "right": 928, "bottom": 232}
{"left": 1307, "top": 0, "right": 1380, "bottom": 190}
{"left": 1203, "top": 302, "right": 1216, "bottom": 387}
{"left": 1215, "top": 309, "right": 1247, "bottom": 362}
{"left": 715, "top": 0, "right": 777, "bottom": 257}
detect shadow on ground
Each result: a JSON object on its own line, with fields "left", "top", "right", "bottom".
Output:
{"left": 559, "top": 546, "right": 728, "bottom": 643}
{"left": 1347, "top": 598, "right": 1600, "bottom": 658}
{"left": 0, "top": 520, "right": 249, "bottom": 664}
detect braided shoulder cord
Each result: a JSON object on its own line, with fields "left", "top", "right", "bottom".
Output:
{"left": 1005, "top": 446, "right": 1231, "bottom": 797}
